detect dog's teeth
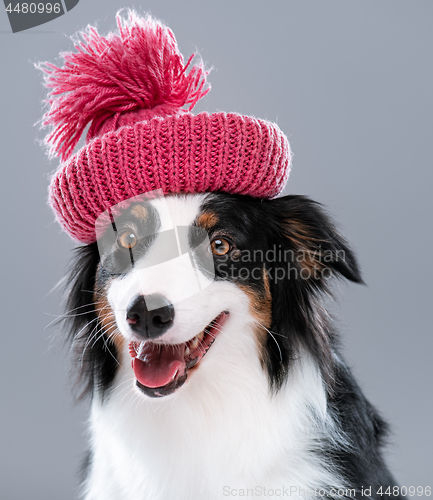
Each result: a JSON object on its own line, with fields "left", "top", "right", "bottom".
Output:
{"left": 184, "top": 346, "right": 191, "bottom": 357}
{"left": 190, "top": 336, "right": 200, "bottom": 349}
{"left": 189, "top": 331, "right": 205, "bottom": 350}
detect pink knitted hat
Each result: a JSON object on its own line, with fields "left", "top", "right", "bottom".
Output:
{"left": 40, "top": 11, "right": 292, "bottom": 243}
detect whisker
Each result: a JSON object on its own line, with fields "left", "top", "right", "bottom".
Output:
{"left": 221, "top": 310, "right": 284, "bottom": 360}
{"left": 73, "top": 316, "right": 100, "bottom": 342}
{"left": 90, "top": 321, "right": 117, "bottom": 348}
{"left": 44, "top": 305, "right": 97, "bottom": 329}
{"left": 228, "top": 309, "right": 287, "bottom": 338}
{"left": 42, "top": 275, "right": 68, "bottom": 301}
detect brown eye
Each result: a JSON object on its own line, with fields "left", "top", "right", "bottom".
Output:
{"left": 210, "top": 238, "right": 231, "bottom": 256}
{"left": 118, "top": 230, "right": 137, "bottom": 249}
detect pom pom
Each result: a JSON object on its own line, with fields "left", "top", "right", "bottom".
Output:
{"left": 37, "top": 10, "right": 210, "bottom": 161}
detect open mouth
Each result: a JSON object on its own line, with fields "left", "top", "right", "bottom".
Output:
{"left": 128, "top": 311, "right": 229, "bottom": 397}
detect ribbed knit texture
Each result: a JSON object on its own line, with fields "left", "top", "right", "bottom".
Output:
{"left": 49, "top": 112, "right": 290, "bottom": 243}
{"left": 40, "top": 11, "right": 292, "bottom": 243}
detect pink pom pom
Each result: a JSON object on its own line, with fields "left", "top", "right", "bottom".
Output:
{"left": 38, "top": 11, "right": 210, "bottom": 161}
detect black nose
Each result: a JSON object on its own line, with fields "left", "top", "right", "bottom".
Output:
{"left": 126, "top": 294, "right": 175, "bottom": 339}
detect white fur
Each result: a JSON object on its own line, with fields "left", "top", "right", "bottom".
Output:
{"left": 83, "top": 195, "right": 349, "bottom": 500}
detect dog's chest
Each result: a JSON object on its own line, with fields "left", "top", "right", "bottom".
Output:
{"left": 84, "top": 356, "right": 345, "bottom": 500}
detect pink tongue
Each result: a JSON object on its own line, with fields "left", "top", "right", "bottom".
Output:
{"left": 132, "top": 342, "right": 186, "bottom": 389}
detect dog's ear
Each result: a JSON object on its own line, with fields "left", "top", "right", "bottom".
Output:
{"left": 62, "top": 243, "right": 119, "bottom": 400}
{"left": 266, "top": 195, "right": 363, "bottom": 285}
{"left": 261, "top": 195, "right": 363, "bottom": 391}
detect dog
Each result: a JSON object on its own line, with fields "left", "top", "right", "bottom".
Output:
{"left": 60, "top": 190, "right": 404, "bottom": 500}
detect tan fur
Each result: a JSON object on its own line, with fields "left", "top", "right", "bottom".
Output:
{"left": 237, "top": 268, "right": 272, "bottom": 366}
{"left": 94, "top": 279, "right": 124, "bottom": 354}
{"left": 130, "top": 204, "right": 148, "bottom": 221}
{"left": 285, "top": 220, "right": 326, "bottom": 273}
{"left": 197, "top": 211, "right": 218, "bottom": 230}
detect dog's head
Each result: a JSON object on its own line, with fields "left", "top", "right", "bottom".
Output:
{"left": 64, "top": 192, "right": 362, "bottom": 400}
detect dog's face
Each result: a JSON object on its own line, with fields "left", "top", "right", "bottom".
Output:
{"left": 93, "top": 193, "right": 274, "bottom": 397}
{"left": 67, "top": 192, "right": 362, "bottom": 400}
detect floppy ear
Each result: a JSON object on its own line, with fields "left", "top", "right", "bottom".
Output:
{"left": 261, "top": 195, "right": 363, "bottom": 391}
{"left": 61, "top": 243, "right": 119, "bottom": 400}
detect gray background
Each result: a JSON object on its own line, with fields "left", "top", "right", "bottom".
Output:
{"left": 0, "top": 1, "right": 431, "bottom": 499}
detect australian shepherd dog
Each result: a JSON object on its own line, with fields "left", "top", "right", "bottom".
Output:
{"left": 60, "top": 191, "right": 403, "bottom": 500}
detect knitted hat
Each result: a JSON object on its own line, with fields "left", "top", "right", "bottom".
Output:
{"left": 39, "top": 11, "right": 292, "bottom": 243}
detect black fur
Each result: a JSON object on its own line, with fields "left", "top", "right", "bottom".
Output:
{"left": 324, "top": 364, "right": 400, "bottom": 498}
{"left": 63, "top": 243, "right": 118, "bottom": 400}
